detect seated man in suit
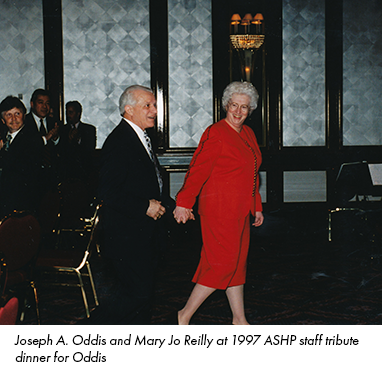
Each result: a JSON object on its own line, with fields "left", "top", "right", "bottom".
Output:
{"left": 92, "top": 84, "right": 175, "bottom": 324}
{"left": 24, "top": 89, "right": 60, "bottom": 191}
{"left": 58, "top": 101, "right": 96, "bottom": 181}
{"left": 0, "top": 96, "right": 43, "bottom": 218}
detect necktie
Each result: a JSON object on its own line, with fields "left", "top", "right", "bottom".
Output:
{"left": 144, "top": 131, "right": 163, "bottom": 194}
{"left": 4, "top": 134, "right": 12, "bottom": 151}
{"left": 39, "top": 119, "right": 47, "bottom": 136}
{"left": 39, "top": 119, "right": 51, "bottom": 167}
{"left": 69, "top": 124, "right": 79, "bottom": 143}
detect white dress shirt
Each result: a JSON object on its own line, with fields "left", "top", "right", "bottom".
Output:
{"left": 7, "top": 126, "right": 24, "bottom": 143}
{"left": 124, "top": 117, "right": 152, "bottom": 158}
{"left": 31, "top": 112, "right": 59, "bottom": 145}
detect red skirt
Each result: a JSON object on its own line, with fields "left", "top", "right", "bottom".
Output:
{"left": 192, "top": 214, "right": 251, "bottom": 290}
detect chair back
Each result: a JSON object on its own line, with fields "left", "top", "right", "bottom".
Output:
{"left": 0, "top": 297, "right": 19, "bottom": 324}
{"left": 38, "top": 189, "right": 61, "bottom": 235}
{"left": 85, "top": 204, "right": 101, "bottom": 258}
{"left": 0, "top": 213, "right": 41, "bottom": 271}
{"left": 58, "top": 180, "right": 96, "bottom": 229}
{"left": 0, "top": 255, "right": 7, "bottom": 297}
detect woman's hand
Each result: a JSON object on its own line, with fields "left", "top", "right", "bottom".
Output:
{"left": 252, "top": 211, "right": 264, "bottom": 227}
{"left": 173, "top": 206, "right": 195, "bottom": 224}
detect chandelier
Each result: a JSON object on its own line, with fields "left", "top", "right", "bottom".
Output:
{"left": 229, "top": 13, "right": 265, "bottom": 82}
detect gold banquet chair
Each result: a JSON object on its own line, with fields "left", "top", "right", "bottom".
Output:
{"left": 36, "top": 204, "right": 101, "bottom": 318}
{"left": 56, "top": 179, "right": 97, "bottom": 235}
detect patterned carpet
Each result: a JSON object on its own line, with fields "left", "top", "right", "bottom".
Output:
{"left": 20, "top": 207, "right": 382, "bottom": 325}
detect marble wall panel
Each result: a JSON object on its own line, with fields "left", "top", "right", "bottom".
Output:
{"left": 62, "top": 0, "right": 151, "bottom": 147}
{"left": 283, "top": 0, "right": 325, "bottom": 147}
{"left": 343, "top": 0, "right": 382, "bottom": 146}
{"left": 284, "top": 171, "right": 326, "bottom": 202}
{"left": 0, "top": 1, "right": 44, "bottom": 108}
{"left": 168, "top": 0, "right": 213, "bottom": 148}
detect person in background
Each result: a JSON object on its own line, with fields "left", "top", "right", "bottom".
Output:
{"left": 58, "top": 100, "right": 96, "bottom": 181}
{"left": 24, "top": 89, "right": 60, "bottom": 191}
{"left": 174, "top": 81, "right": 264, "bottom": 325}
{"left": 0, "top": 96, "right": 43, "bottom": 218}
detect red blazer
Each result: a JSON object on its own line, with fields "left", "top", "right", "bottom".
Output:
{"left": 176, "top": 119, "right": 262, "bottom": 219}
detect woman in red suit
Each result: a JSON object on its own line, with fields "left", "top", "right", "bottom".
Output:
{"left": 174, "top": 81, "right": 264, "bottom": 325}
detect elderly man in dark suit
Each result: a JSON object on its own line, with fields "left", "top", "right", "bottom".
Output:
{"left": 93, "top": 84, "right": 174, "bottom": 324}
{"left": 0, "top": 96, "right": 43, "bottom": 218}
{"left": 58, "top": 100, "right": 96, "bottom": 181}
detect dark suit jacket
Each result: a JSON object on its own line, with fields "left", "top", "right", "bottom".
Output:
{"left": 95, "top": 119, "right": 175, "bottom": 324}
{"left": 0, "top": 124, "right": 43, "bottom": 217}
{"left": 58, "top": 122, "right": 96, "bottom": 180}
{"left": 24, "top": 112, "right": 60, "bottom": 158}
{"left": 24, "top": 112, "right": 60, "bottom": 189}
{"left": 99, "top": 119, "right": 174, "bottom": 257}
{"left": 59, "top": 121, "right": 96, "bottom": 152}
{"left": 24, "top": 112, "right": 57, "bottom": 137}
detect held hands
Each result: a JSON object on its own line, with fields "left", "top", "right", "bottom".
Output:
{"left": 173, "top": 207, "right": 262, "bottom": 225}
{"left": 146, "top": 199, "right": 166, "bottom": 220}
{"left": 173, "top": 206, "right": 195, "bottom": 224}
{"left": 252, "top": 211, "right": 264, "bottom": 227}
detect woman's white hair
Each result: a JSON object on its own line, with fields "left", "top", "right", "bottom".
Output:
{"left": 119, "top": 85, "right": 154, "bottom": 115}
{"left": 222, "top": 81, "right": 259, "bottom": 114}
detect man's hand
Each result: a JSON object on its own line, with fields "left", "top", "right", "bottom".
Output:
{"left": 252, "top": 211, "right": 264, "bottom": 227}
{"left": 173, "top": 206, "right": 195, "bottom": 224}
{"left": 0, "top": 139, "right": 3, "bottom": 150}
{"left": 68, "top": 127, "right": 78, "bottom": 142}
{"left": 46, "top": 122, "right": 59, "bottom": 142}
{"left": 146, "top": 199, "right": 166, "bottom": 220}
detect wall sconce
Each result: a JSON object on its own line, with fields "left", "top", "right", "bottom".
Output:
{"left": 229, "top": 13, "right": 265, "bottom": 82}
